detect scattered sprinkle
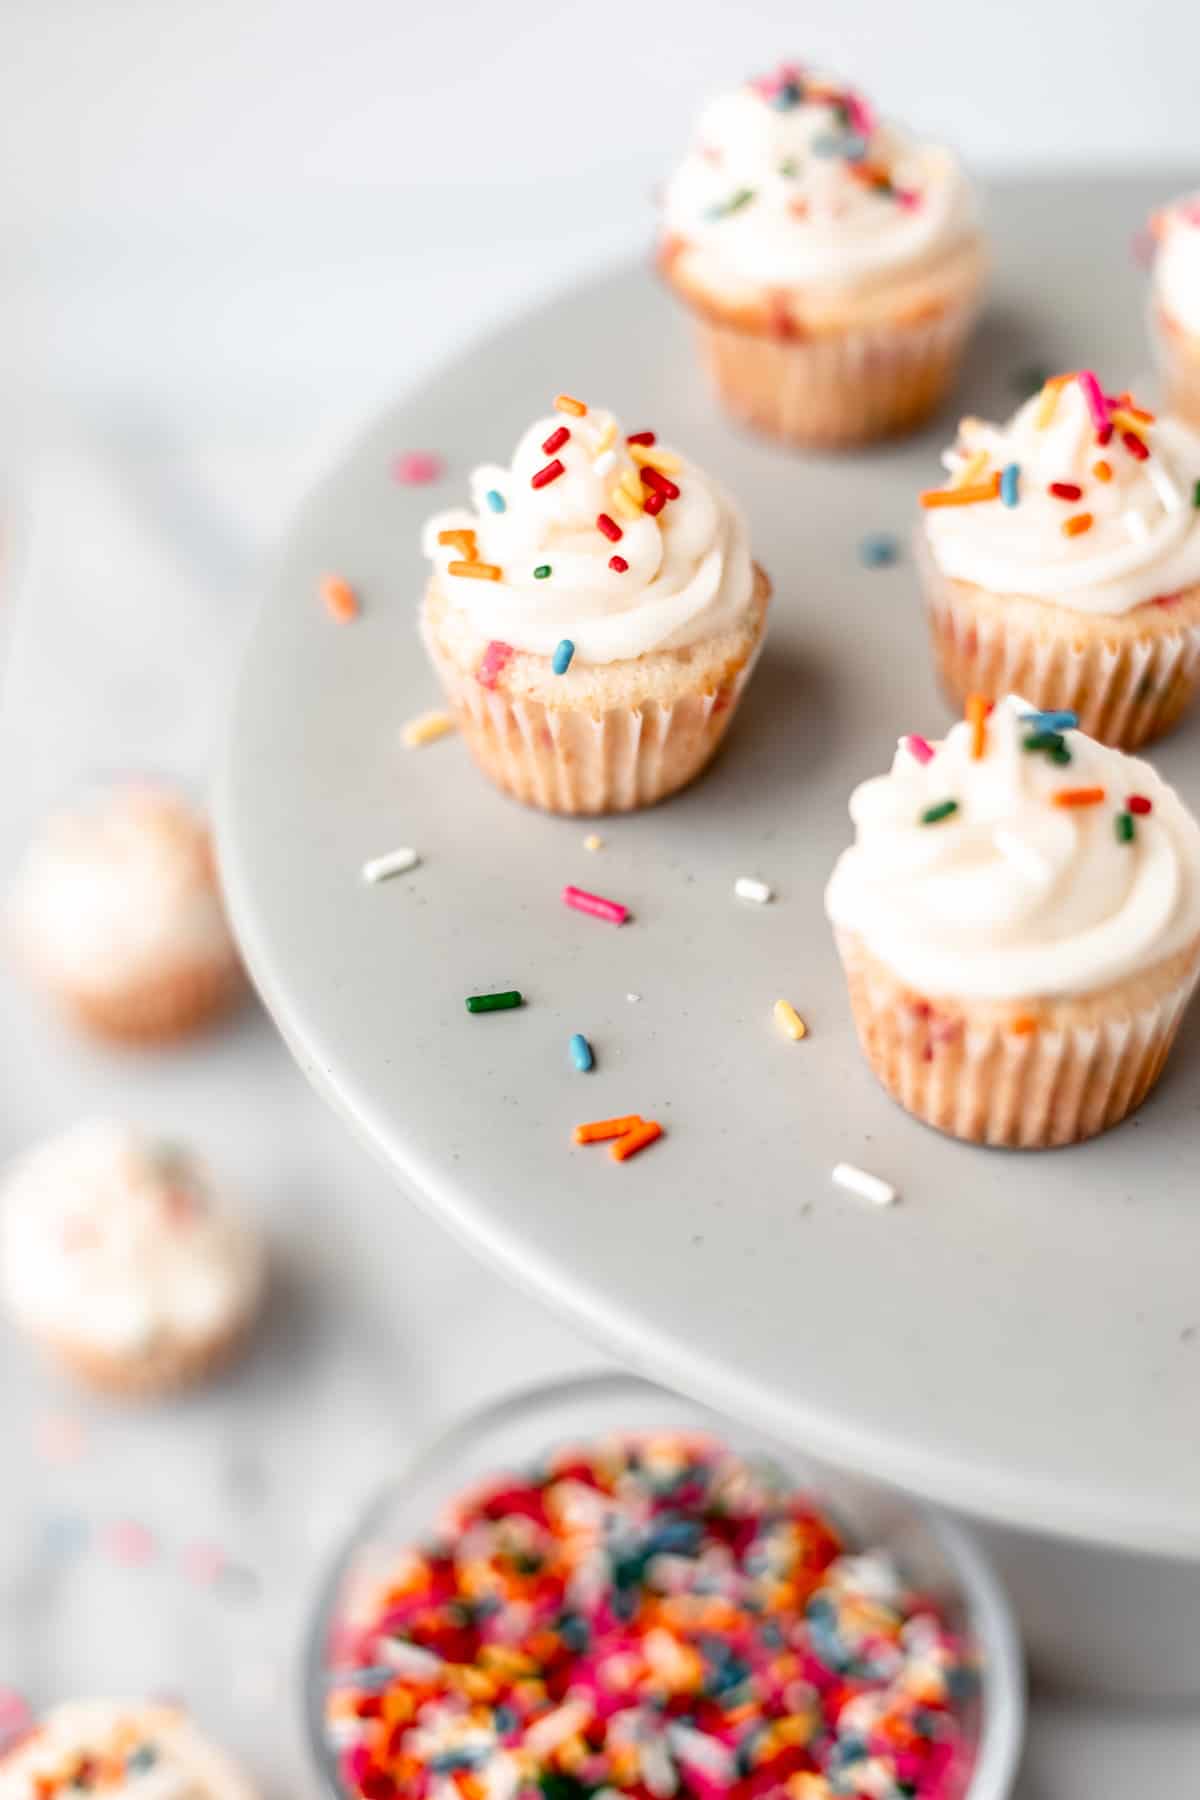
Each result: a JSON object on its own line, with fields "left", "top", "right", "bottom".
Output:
{"left": 40, "top": 1512, "right": 89, "bottom": 1558}
{"left": 583, "top": 833, "right": 604, "bottom": 851}
{"left": 1021, "top": 709, "right": 1078, "bottom": 730}
{"left": 569, "top": 1033, "right": 594, "bottom": 1072}
{"left": 1035, "top": 374, "right": 1070, "bottom": 429}
{"left": 484, "top": 488, "right": 506, "bottom": 513}
{"left": 609, "top": 554, "right": 629, "bottom": 572}
{"left": 574, "top": 1115, "right": 644, "bottom": 1144}
{"left": 392, "top": 450, "right": 443, "bottom": 485}
{"left": 832, "top": 1162, "right": 896, "bottom": 1207}
{"left": 734, "top": 875, "right": 773, "bottom": 904}
{"left": 639, "top": 465, "right": 681, "bottom": 500}
{"left": 320, "top": 574, "right": 359, "bottom": 622}
{"left": 1062, "top": 512, "right": 1093, "bottom": 537}
{"left": 362, "top": 847, "right": 419, "bottom": 883}
{"left": 1076, "top": 369, "right": 1111, "bottom": 435}
{"left": 1122, "top": 429, "right": 1149, "bottom": 461}
{"left": 552, "top": 638, "right": 575, "bottom": 674}
{"left": 966, "top": 692, "right": 989, "bottom": 761}
{"left": 542, "top": 425, "right": 570, "bottom": 456}
{"left": 858, "top": 532, "right": 899, "bottom": 567}
{"left": 1115, "top": 811, "right": 1136, "bottom": 843}
{"left": 403, "top": 709, "right": 455, "bottom": 748}
{"left": 596, "top": 511, "right": 623, "bottom": 542}
{"left": 449, "top": 559, "right": 502, "bottom": 581}
{"left": 554, "top": 393, "right": 587, "bottom": 416}
{"left": 181, "top": 1541, "right": 227, "bottom": 1587}
{"left": 1128, "top": 794, "right": 1153, "bottom": 814}
{"left": 629, "top": 444, "right": 682, "bottom": 476}
{"left": 904, "top": 733, "right": 935, "bottom": 765}
{"left": 563, "top": 884, "right": 628, "bottom": 925}
{"left": 920, "top": 473, "right": 1001, "bottom": 508}
{"left": 610, "top": 1119, "right": 663, "bottom": 1162}
{"left": 1053, "top": 786, "right": 1106, "bottom": 808}
{"left": 1193, "top": 478, "right": 1200, "bottom": 508}
{"left": 773, "top": 999, "right": 807, "bottom": 1041}
{"left": 477, "top": 640, "right": 514, "bottom": 688}
{"left": 531, "top": 458, "right": 565, "bottom": 489}
{"left": 626, "top": 431, "right": 656, "bottom": 447}
{"left": 1000, "top": 462, "right": 1020, "bottom": 507}
{"left": 1093, "top": 459, "right": 1113, "bottom": 482}
{"left": 466, "top": 990, "right": 523, "bottom": 1015}
{"left": 706, "top": 186, "right": 756, "bottom": 219}
{"left": 438, "top": 526, "right": 477, "bottom": 556}
{"left": 533, "top": 564, "right": 552, "bottom": 580}
{"left": 103, "top": 1519, "right": 157, "bottom": 1566}
{"left": 0, "top": 1689, "right": 32, "bottom": 1752}
{"left": 920, "top": 799, "right": 959, "bottom": 825}
{"left": 1048, "top": 481, "right": 1083, "bottom": 501}
{"left": 626, "top": 992, "right": 641, "bottom": 1004}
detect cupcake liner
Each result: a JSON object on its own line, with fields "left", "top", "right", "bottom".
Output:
{"left": 919, "top": 538, "right": 1200, "bottom": 749}
{"left": 834, "top": 927, "right": 1200, "bottom": 1149}
{"left": 38, "top": 1300, "right": 262, "bottom": 1401}
{"left": 687, "top": 302, "right": 977, "bottom": 449}
{"left": 60, "top": 957, "right": 245, "bottom": 1046}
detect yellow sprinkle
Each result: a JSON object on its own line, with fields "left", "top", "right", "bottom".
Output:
{"left": 951, "top": 449, "right": 989, "bottom": 489}
{"left": 610, "top": 485, "right": 643, "bottom": 521}
{"left": 1111, "top": 408, "right": 1147, "bottom": 441}
{"left": 1035, "top": 374, "right": 1071, "bottom": 429}
{"left": 628, "top": 443, "right": 682, "bottom": 474}
{"left": 584, "top": 833, "right": 604, "bottom": 851}
{"left": 402, "top": 709, "right": 456, "bottom": 749}
{"left": 773, "top": 999, "right": 807, "bottom": 1042}
{"left": 591, "top": 418, "right": 616, "bottom": 457}
{"left": 617, "top": 467, "right": 645, "bottom": 506}
{"left": 554, "top": 392, "right": 587, "bottom": 416}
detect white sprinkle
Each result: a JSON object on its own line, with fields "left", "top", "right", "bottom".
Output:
{"left": 832, "top": 1162, "right": 897, "bottom": 1207}
{"left": 1124, "top": 507, "right": 1150, "bottom": 542}
{"left": 594, "top": 450, "right": 618, "bottom": 477}
{"left": 362, "top": 847, "right": 420, "bottom": 883}
{"left": 735, "top": 876, "right": 773, "bottom": 905}
{"left": 584, "top": 833, "right": 604, "bottom": 852}
{"left": 1147, "top": 458, "right": 1183, "bottom": 513}
{"left": 626, "top": 992, "right": 641, "bottom": 1004}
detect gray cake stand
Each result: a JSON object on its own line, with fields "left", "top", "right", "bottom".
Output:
{"left": 217, "top": 172, "right": 1200, "bottom": 1576}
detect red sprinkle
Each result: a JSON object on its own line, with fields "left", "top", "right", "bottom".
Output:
{"left": 563, "top": 885, "right": 628, "bottom": 926}
{"left": 640, "top": 466, "right": 681, "bottom": 500}
{"left": 1128, "top": 794, "right": 1153, "bottom": 815}
{"left": 1049, "top": 481, "right": 1083, "bottom": 500}
{"left": 477, "top": 641, "right": 514, "bottom": 689}
{"left": 531, "top": 459, "right": 565, "bottom": 489}
{"left": 392, "top": 450, "right": 443, "bottom": 485}
{"left": 1096, "top": 423, "right": 1114, "bottom": 446}
{"left": 643, "top": 489, "right": 667, "bottom": 516}
{"left": 1123, "top": 430, "right": 1149, "bottom": 461}
{"left": 542, "top": 425, "right": 570, "bottom": 455}
{"left": 596, "top": 512, "right": 623, "bottom": 542}
{"left": 609, "top": 555, "right": 629, "bottom": 573}
{"left": 626, "top": 431, "right": 656, "bottom": 446}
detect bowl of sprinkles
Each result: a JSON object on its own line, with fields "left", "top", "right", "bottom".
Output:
{"left": 307, "top": 1374, "right": 1023, "bottom": 1800}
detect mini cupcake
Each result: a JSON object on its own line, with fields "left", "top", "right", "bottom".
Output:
{"left": 0, "top": 1699, "right": 259, "bottom": 1797}
{"left": 420, "top": 394, "right": 770, "bottom": 813}
{"left": 920, "top": 372, "right": 1200, "bottom": 748}
{"left": 8, "top": 781, "right": 244, "bottom": 1044}
{"left": 825, "top": 694, "right": 1200, "bottom": 1148}
{"left": 1149, "top": 193, "right": 1200, "bottom": 429}
{"left": 658, "top": 63, "right": 985, "bottom": 448}
{"left": 0, "top": 1121, "right": 265, "bottom": 1397}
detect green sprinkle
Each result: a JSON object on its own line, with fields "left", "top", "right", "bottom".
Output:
{"left": 706, "top": 187, "right": 755, "bottom": 220}
{"left": 465, "top": 990, "right": 523, "bottom": 1015}
{"left": 778, "top": 158, "right": 799, "bottom": 179}
{"left": 1115, "top": 811, "right": 1136, "bottom": 843}
{"left": 533, "top": 565, "right": 552, "bottom": 580}
{"left": 1022, "top": 730, "right": 1066, "bottom": 753}
{"left": 1050, "top": 745, "right": 1073, "bottom": 765}
{"left": 1193, "top": 478, "right": 1200, "bottom": 509}
{"left": 920, "top": 799, "right": 959, "bottom": 826}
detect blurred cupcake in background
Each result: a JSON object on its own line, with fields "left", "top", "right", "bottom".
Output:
{"left": 1149, "top": 192, "right": 1200, "bottom": 428}
{"left": 8, "top": 780, "right": 244, "bottom": 1044}
{"left": 658, "top": 62, "right": 986, "bottom": 447}
{"left": 0, "top": 1699, "right": 259, "bottom": 1796}
{"left": 919, "top": 371, "right": 1200, "bottom": 748}
{"left": 0, "top": 1121, "right": 265, "bottom": 1399}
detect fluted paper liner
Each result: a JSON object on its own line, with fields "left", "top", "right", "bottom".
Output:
{"left": 38, "top": 1301, "right": 261, "bottom": 1400}
{"left": 835, "top": 927, "right": 1200, "bottom": 1148}
{"left": 919, "top": 533, "right": 1200, "bottom": 750}
{"left": 60, "top": 957, "right": 245, "bottom": 1046}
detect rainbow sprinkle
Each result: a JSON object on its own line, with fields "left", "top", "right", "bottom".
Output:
{"left": 920, "top": 800, "right": 959, "bottom": 826}
{"left": 552, "top": 640, "right": 575, "bottom": 675}
{"left": 563, "top": 885, "right": 628, "bottom": 926}
{"left": 568, "top": 1033, "right": 594, "bottom": 1071}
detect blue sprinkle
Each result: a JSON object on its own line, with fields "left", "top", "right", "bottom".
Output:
{"left": 552, "top": 638, "right": 575, "bottom": 675}
{"left": 1021, "top": 708, "right": 1078, "bottom": 731}
{"left": 858, "top": 532, "right": 899, "bottom": 569}
{"left": 331, "top": 1665, "right": 396, "bottom": 1690}
{"left": 126, "top": 1746, "right": 158, "bottom": 1774}
{"left": 484, "top": 489, "right": 506, "bottom": 513}
{"left": 569, "top": 1032, "right": 594, "bottom": 1072}
{"left": 770, "top": 81, "right": 803, "bottom": 110}
{"left": 41, "top": 1513, "right": 88, "bottom": 1558}
{"left": 812, "top": 130, "right": 866, "bottom": 160}
{"left": 1000, "top": 462, "right": 1020, "bottom": 508}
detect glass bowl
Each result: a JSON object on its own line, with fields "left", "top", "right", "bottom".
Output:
{"left": 304, "top": 1371, "right": 1025, "bottom": 1800}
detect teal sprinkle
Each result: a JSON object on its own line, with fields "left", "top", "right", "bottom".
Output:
{"left": 552, "top": 638, "right": 574, "bottom": 674}
{"left": 812, "top": 130, "right": 866, "bottom": 160}
{"left": 859, "top": 532, "right": 899, "bottom": 568}
{"left": 770, "top": 80, "right": 803, "bottom": 110}
{"left": 1000, "top": 462, "right": 1020, "bottom": 507}
{"left": 1021, "top": 709, "right": 1078, "bottom": 731}
{"left": 533, "top": 564, "right": 552, "bottom": 580}
{"left": 569, "top": 1032, "right": 594, "bottom": 1071}
{"left": 484, "top": 489, "right": 506, "bottom": 513}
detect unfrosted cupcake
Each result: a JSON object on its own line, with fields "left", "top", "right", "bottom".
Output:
{"left": 658, "top": 63, "right": 985, "bottom": 447}
{"left": 825, "top": 694, "right": 1200, "bottom": 1148}
{"left": 920, "top": 372, "right": 1200, "bottom": 748}
{"left": 1149, "top": 192, "right": 1200, "bottom": 428}
{"left": 0, "top": 1121, "right": 265, "bottom": 1398}
{"left": 8, "top": 781, "right": 244, "bottom": 1044}
{"left": 0, "top": 1699, "right": 259, "bottom": 1798}
{"left": 420, "top": 394, "right": 770, "bottom": 813}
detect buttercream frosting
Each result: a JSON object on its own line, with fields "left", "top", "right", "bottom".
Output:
{"left": 1154, "top": 193, "right": 1200, "bottom": 336}
{"left": 660, "top": 64, "right": 977, "bottom": 293}
{"left": 422, "top": 401, "right": 754, "bottom": 665}
{"left": 825, "top": 695, "right": 1200, "bottom": 999}
{"left": 922, "top": 373, "right": 1200, "bottom": 614}
{"left": 9, "top": 783, "right": 237, "bottom": 993}
{"left": 0, "top": 1701, "right": 258, "bottom": 1799}
{"left": 0, "top": 1122, "right": 264, "bottom": 1356}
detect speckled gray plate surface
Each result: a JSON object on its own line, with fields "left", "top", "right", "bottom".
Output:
{"left": 217, "top": 172, "right": 1200, "bottom": 1558}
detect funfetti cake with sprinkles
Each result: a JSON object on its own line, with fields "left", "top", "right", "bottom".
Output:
{"left": 918, "top": 370, "right": 1200, "bottom": 748}
{"left": 1148, "top": 192, "right": 1200, "bottom": 430}
{"left": 657, "top": 64, "right": 986, "bottom": 447}
{"left": 324, "top": 1432, "right": 978, "bottom": 1800}
{"left": 0, "top": 1698, "right": 260, "bottom": 1798}
{"left": 825, "top": 694, "right": 1200, "bottom": 1148}
{"left": 419, "top": 396, "right": 771, "bottom": 815}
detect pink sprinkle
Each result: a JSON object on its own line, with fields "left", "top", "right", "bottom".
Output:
{"left": 893, "top": 187, "right": 921, "bottom": 211}
{"left": 1076, "top": 370, "right": 1110, "bottom": 434}
{"left": 392, "top": 450, "right": 443, "bottom": 486}
{"left": 181, "top": 1540, "right": 227, "bottom": 1586}
{"left": 563, "top": 885, "right": 629, "bottom": 926}
{"left": 104, "top": 1519, "right": 157, "bottom": 1566}
{"left": 0, "top": 1689, "right": 32, "bottom": 1751}
{"left": 845, "top": 89, "right": 877, "bottom": 138}
{"left": 904, "top": 734, "right": 935, "bottom": 765}
{"left": 477, "top": 640, "right": 514, "bottom": 688}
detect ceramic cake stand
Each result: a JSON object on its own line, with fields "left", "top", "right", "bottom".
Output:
{"left": 218, "top": 174, "right": 1200, "bottom": 1692}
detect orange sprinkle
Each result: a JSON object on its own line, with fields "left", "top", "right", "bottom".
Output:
{"left": 554, "top": 393, "right": 588, "bottom": 417}
{"left": 1092, "top": 459, "right": 1113, "bottom": 482}
{"left": 574, "top": 1115, "right": 644, "bottom": 1145}
{"left": 438, "top": 528, "right": 477, "bottom": 558}
{"left": 1053, "top": 786, "right": 1106, "bottom": 808}
{"left": 320, "top": 574, "right": 358, "bottom": 621}
{"left": 966, "top": 692, "right": 989, "bottom": 760}
{"left": 1127, "top": 403, "right": 1156, "bottom": 424}
{"left": 1062, "top": 512, "right": 1094, "bottom": 537}
{"left": 610, "top": 1120, "right": 663, "bottom": 1163}
{"left": 951, "top": 449, "right": 989, "bottom": 490}
{"left": 1111, "top": 408, "right": 1146, "bottom": 441}
{"left": 1035, "top": 373, "right": 1074, "bottom": 429}
{"left": 448, "top": 559, "right": 502, "bottom": 581}
{"left": 920, "top": 472, "right": 1001, "bottom": 508}
{"left": 1010, "top": 1015, "right": 1038, "bottom": 1036}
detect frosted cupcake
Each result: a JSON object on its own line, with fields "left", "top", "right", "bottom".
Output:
{"left": 0, "top": 1121, "right": 265, "bottom": 1398}
{"left": 658, "top": 63, "right": 985, "bottom": 447}
{"left": 825, "top": 695, "right": 1200, "bottom": 1148}
{"left": 1149, "top": 194, "right": 1200, "bottom": 429}
{"left": 920, "top": 372, "right": 1200, "bottom": 748}
{"left": 8, "top": 781, "right": 244, "bottom": 1044}
{"left": 0, "top": 1700, "right": 259, "bottom": 1797}
{"left": 420, "top": 394, "right": 770, "bottom": 813}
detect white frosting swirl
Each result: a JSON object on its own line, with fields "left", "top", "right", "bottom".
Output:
{"left": 0, "top": 1122, "right": 264, "bottom": 1356}
{"left": 0, "top": 1701, "right": 259, "bottom": 1799}
{"left": 661, "top": 66, "right": 977, "bottom": 292}
{"left": 1154, "top": 194, "right": 1200, "bottom": 335}
{"left": 422, "top": 405, "right": 754, "bottom": 664}
{"left": 923, "top": 376, "right": 1200, "bottom": 614}
{"left": 825, "top": 695, "right": 1200, "bottom": 999}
